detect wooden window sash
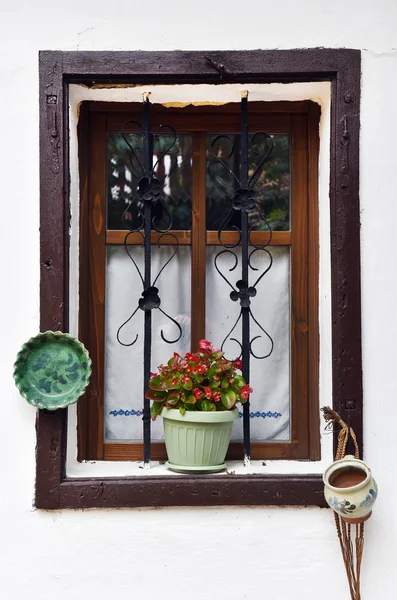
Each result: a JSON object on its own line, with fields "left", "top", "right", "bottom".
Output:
{"left": 78, "top": 101, "right": 320, "bottom": 462}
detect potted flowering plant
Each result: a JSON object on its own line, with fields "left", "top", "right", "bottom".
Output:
{"left": 145, "top": 339, "right": 252, "bottom": 472}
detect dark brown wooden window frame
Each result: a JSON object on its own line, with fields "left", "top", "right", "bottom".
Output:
{"left": 38, "top": 49, "right": 362, "bottom": 509}
{"left": 79, "top": 100, "right": 320, "bottom": 463}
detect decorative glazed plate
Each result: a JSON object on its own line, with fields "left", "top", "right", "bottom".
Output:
{"left": 13, "top": 331, "right": 92, "bottom": 410}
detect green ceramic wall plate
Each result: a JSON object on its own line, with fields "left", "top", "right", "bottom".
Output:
{"left": 13, "top": 331, "right": 92, "bottom": 410}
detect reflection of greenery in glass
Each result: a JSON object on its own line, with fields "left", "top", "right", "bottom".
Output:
{"left": 107, "top": 133, "right": 192, "bottom": 230}
{"left": 206, "top": 134, "right": 290, "bottom": 231}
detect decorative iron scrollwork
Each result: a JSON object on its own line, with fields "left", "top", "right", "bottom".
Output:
{"left": 116, "top": 98, "right": 182, "bottom": 464}
{"left": 209, "top": 93, "right": 275, "bottom": 461}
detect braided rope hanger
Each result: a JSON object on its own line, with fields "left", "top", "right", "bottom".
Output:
{"left": 322, "top": 407, "right": 365, "bottom": 600}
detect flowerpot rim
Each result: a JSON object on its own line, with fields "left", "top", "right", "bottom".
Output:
{"left": 161, "top": 407, "right": 239, "bottom": 423}
{"left": 323, "top": 455, "right": 371, "bottom": 493}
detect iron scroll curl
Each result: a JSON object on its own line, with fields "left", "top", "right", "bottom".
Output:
{"left": 209, "top": 126, "right": 275, "bottom": 363}
{"left": 116, "top": 114, "right": 182, "bottom": 348}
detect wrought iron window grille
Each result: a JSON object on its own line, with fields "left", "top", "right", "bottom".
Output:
{"left": 116, "top": 91, "right": 275, "bottom": 465}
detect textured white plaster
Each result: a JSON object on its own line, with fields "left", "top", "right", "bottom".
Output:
{"left": 1, "top": 1, "right": 397, "bottom": 599}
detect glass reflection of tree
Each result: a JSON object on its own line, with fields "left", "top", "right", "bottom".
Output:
{"left": 107, "top": 133, "right": 192, "bottom": 231}
{"left": 206, "top": 134, "right": 290, "bottom": 232}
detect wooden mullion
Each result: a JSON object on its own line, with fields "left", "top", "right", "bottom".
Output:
{"left": 191, "top": 133, "right": 207, "bottom": 350}
{"left": 290, "top": 113, "right": 310, "bottom": 459}
{"left": 107, "top": 230, "right": 191, "bottom": 245}
{"left": 206, "top": 230, "right": 291, "bottom": 246}
{"left": 107, "top": 230, "right": 291, "bottom": 246}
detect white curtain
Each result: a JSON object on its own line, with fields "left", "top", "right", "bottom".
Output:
{"left": 206, "top": 246, "right": 290, "bottom": 441}
{"left": 105, "top": 245, "right": 191, "bottom": 441}
{"left": 104, "top": 244, "right": 290, "bottom": 443}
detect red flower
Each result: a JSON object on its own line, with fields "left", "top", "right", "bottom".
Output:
{"left": 204, "top": 387, "right": 212, "bottom": 400}
{"left": 213, "top": 391, "right": 221, "bottom": 402}
{"left": 150, "top": 372, "right": 158, "bottom": 378}
{"left": 232, "top": 358, "right": 243, "bottom": 371}
{"left": 195, "top": 364, "right": 207, "bottom": 375}
{"left": 180, "top": 360, "right": 188, "bottom": 368}
{"left": 241, "top": 385, "right": 253, "bottom": 400}
{"left": 172, "top": 378, "right": 178, "bottom": 385}
{"left": 199, "top": 339, "right": 214, "bottom": 352}
{"left": 173, "top": 352, "right": 180, "bottom": 359}
{"left": 193, "top": 388, "right": 203, "bottom": 400}
{"left": 185, "top": 352, "right": 200, "bottom": 363}
{"left": 182, "top": 375, "right": 190, "bottom": 384}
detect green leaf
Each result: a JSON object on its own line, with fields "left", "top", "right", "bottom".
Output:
{"left": 210, "top": 381, "right": 221, "bottom": 389}
{"left": 149, "top": 376, "right": 168, "bottom": 391}
{"left": 221, "top": 379, "right": 229, "bottom": 389}
{"left": 166, "top": 394, "right": 180, "bottom": 406}
{"left": 165, "top": 377, "right": 180, "bottom": 390}
{"left": 212, "top": 351, "right": 225, "bottom": 360}
{"left": 145, "top": 389, "right": 167, "bottom": 401}
{"left": 182, "top": 377, "right": 192, "bottom": 390}
{"left": 221, "top": 389, "right": 237, "bottom": 409}
{"left": 185, "top": 395, "right": 196, "bottom": 404}
{"left": 207, "top": 365, "right": 218, "bottom": 377}
{"left": 151, "top": 401, "right": 164, "bottom": 421}
{"left": 179, "top": 405, "right": 186, "bottom": 415}
{"left": 233, "top": 375, "right": 246, "bottom": 388}
{"left": 201, "top": 400, "right": 216, "bottom": 412}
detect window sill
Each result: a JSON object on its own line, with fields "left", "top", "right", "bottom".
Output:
{"left": 67, "top": 458, "right": 327, "bottom": 479}
{"left": 44, "top": 460, "right": 328, "bottom": 510}
{"left": 56, "top": 471, "right": 326, "bottom": 509}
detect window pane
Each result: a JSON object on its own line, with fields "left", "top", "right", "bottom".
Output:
{"left": 205, "top": 246, "right": 290, "bottom": 442}
{"left": 104, "top": 245, "right": 191, "bottom": 441}
{"left": 206, "top": 134, "right": 290, "bottom": 231}
{"left": 107, "top": 133, "right": 192, "bottom": 231}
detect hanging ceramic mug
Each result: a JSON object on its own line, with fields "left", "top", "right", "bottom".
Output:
{"left": 323, "top": 455, "right": 378, "bottom": 523}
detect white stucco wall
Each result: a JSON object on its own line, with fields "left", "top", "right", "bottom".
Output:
{"left": 1, "top": 1, "right": 396, "bottom": 598}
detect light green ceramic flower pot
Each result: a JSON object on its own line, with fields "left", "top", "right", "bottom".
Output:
{"left": 162, "top": 408, "right": 239, "bottom": 473}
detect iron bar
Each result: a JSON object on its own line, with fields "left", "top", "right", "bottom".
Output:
{"left": 142, "top": 98, "right": 152, "bottom": 465}
{"left": 240, "top": 95, "right": 251, "bottom": 462}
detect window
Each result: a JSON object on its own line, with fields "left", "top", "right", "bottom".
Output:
{"left": 78, "top": 100, "right": 320, "bottom": 462}
{"left": 37, "top": 49, "right": 362, "bottom": 509}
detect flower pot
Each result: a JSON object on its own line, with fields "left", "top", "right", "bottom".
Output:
{"left": 161, "top": 408, "right": 239, "bottom": 473}
{"left": 323, "top": 455, "right": 378, "bottom": 523}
